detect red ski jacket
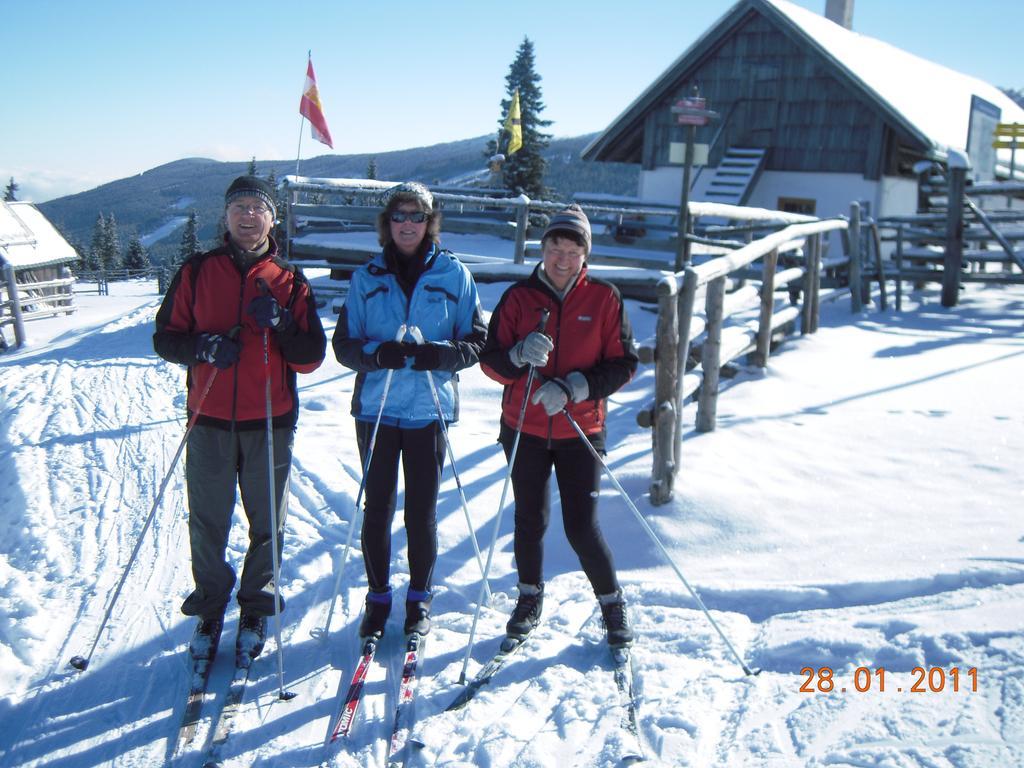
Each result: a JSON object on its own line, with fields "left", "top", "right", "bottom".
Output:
{"left": 479, "top": 264, "right": 638, "bottom": 443}
{"left": 153, "top": 238, "right": 326, "bottom": 430}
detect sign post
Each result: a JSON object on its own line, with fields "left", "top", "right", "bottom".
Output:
{"left": 993, "top": 122, "right": 1023, "bottom": 180}
{"left": 670, "top": 87, "right": 719, "bottom": 271}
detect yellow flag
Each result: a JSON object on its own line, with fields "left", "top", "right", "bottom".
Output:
{"left": 504, "top": 89, "right": 523, "bottom": 155}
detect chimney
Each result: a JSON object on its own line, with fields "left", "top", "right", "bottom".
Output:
{"left": 824, "top": 0, "right": 854, "bottom": 29}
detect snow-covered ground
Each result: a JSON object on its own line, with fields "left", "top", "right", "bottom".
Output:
{"left": 0, "top": 273, "right": 1021, "bottom": 767}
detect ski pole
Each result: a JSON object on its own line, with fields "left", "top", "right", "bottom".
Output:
{"left": 560, "top": 408, "right": 759, "bottom": 676}
{"left": 405, "top": 325, "right": 490, "bottom": 603}
{"left": 458, "top": 307, "right": 549, "bottom": 685}
{"left": 259, "top": 309, "right": 297, "bottom": 700}
{"left": 70, "top": 366, "right": 221, "bottom": 672}
{"left": 318, "top": 324, "right": 407, "bottom": 638}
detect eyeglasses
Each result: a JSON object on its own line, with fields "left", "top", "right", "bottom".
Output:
{"left": 390, "top": 211, "right": 429, "bottom": 224}
{"left": 229, "top": 203, "right": 272, "bottom": 216}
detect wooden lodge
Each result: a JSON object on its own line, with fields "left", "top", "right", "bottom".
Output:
{"left": 582, "top": 0, "right": 1024, "bottom": 221}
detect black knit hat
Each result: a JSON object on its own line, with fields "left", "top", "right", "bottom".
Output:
{"left": 542, "top": 204, "right": 592, "bottom": 255}
{"left": 225, "top": 175, "right": 277, "bottom": 219}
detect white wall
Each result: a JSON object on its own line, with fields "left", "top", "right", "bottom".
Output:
{"left": 638, "top": 166, "right": 921, "bottom": 220}
{"left": 638, "top": 167, "right": 686, "bottom": 205}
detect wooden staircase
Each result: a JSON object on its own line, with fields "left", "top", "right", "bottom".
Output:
{"left": 692, "top": 147, "right": 766, "bottom": 207}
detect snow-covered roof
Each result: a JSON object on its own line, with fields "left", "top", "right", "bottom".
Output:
{"left": 0, "top": 202, "right": 79, "bottom": 270}
{"left": 584, "top": 0, "right": 1024, "bottom": 165}
{"left": 767, "top": 0, "right": 1024, "bottom": 155}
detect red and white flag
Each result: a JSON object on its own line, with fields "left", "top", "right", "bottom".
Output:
{"left": 299, "top": 56, "right": 333, "bottom": 149}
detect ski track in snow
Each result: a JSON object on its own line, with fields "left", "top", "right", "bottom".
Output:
{"left": 0, "top": 279, "right": 1022, "bottom": 767}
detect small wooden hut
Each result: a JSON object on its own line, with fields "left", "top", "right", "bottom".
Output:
{"left": 1, "top": 201, "right": 79, "bottom": 348}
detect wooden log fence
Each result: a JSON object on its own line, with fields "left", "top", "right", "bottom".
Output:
{"left": 283, "top": 177, "right": 822, "bottom": 273}
{"left": 1, "top": 267, "right": 76, "bottom": 348}
{"left": 874, "top": 180, "right": 1024, "bottom": 310}
{"left": 637, "top": 217, "right": 849, "bottom": 505}
{"left": 281, "top": 179, "right": 871, "bottom": 503}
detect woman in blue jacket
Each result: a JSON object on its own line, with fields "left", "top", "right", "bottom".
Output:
{"left": 332, "top": 182, "right": 486, "bottom": 639}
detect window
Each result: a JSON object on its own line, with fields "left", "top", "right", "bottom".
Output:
{"left": 777, "top": 197, "right": 816, "bottom": 215}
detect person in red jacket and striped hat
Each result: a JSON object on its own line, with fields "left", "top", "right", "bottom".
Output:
{"left": 479, "top": 204, "right": 638, "bottom": 648}
{"left": 154, "top": 175, "right": 326, "bottom": 664}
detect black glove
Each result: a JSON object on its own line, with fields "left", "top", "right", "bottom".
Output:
{"left": 248, "top": 294, "right": 292, "bottom": 330}
{"left": 375, "top": 340, "right": 413, "bottom": 369}
{"left": 410, "top": 342, "right": 454, "bottom": 371}
{"left": 195, "top": 333, "right": 240, "bottom": 370}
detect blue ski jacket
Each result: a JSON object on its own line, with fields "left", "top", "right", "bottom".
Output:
{"left": 332, "top": 243, "right": 486, "bottom": 423}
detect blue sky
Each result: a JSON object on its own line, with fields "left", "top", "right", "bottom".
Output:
{"left": 2, "top": 0, "right": 1019, "bottom": 202}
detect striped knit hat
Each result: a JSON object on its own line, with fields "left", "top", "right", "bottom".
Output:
{"left": 542, "top": 204, "right": 592, "bottom": 255}
{"left": 225, "top": 175, "right": 277, "bottom": 219}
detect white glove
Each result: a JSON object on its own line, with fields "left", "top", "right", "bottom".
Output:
{"left": 530, "top": 379, "right": 569, "bottom": 416}
{"left": 530, "top": 372, "right": 589, "bottom": 416}
{"left": 564, "top": 371, "right": 589, "bottom": 403}
{"left": 509, "top": 331, "right": 553, "bottom": 368}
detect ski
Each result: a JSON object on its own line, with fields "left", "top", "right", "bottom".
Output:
{"left": 330, "top": 637, "right": 379, "bottom": 741}
{"left": 387, "top": 633, "right": 426, "bottom": 765}
{"left": 169, "top": 655, "right": 215, "bottom": 759}
{"left": 611, "top": 647, "right": 644, "bottom": 763}
{"left": 444, "top": 633, "right": 531, "bottom": 712}
{"left": 199, "top": 655, "right": 256, "bottom": 768}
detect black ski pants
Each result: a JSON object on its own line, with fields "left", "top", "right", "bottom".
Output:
{"left": 183, "top": 424, "right": 293, "bottom": 619}
{"left": 355, "top": 420, "right": 444, "bottom": 594}
{"left": 502, "top": 434, "right": 619, "bottom": 595}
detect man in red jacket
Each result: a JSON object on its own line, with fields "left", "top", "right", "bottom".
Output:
{"left": 479, "top": 204, "right": 638, "bottom": 648}
{"left": 154, "top": 175, "right": 326, "bottom": 663}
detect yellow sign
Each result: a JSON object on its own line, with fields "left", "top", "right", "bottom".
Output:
{"left": 995, "top": 122, "right": 1024, "bottom": 135}
{"left": 993, "top": 122, "right": 1023, "bottom": 149}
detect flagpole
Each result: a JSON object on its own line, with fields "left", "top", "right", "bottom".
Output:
{"left": 295, "top": 50, "right": 311, "bottom": 177}
{"left": 295, "top": 118, "right": 305, "bottom": 178}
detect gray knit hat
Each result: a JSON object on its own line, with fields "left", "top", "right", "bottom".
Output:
{"left": 542, "top": 204, "right": 592, "bottom": 254}
{"left": 387, "top": 181, "right": 433, "bottom": 213}
{"left": 225, "top": 175, "right": 277, "bottom": 219}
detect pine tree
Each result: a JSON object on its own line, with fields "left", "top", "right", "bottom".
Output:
{"left": 65, "top": 234, "right": 87, "bottom": 272}
{"left": 179, "top": 211, "right": 199, "bottom": 264}
{"left": 485, "top": 37, "right": 553, "bottom": 200}
{"left": 3, "top": 177, "right": 17, "bottom": 202}
{"left": 88, "top": 214, "right": 106, "bottom": 271}
{"left": 1001, "top": 86, "right": 1024, "bottom": 110}
{"left": 267, "top": 168, "right": 288, "bottom": 243}
{"left": 247, "top": 156, "right": 258, "bottom": 175}
{"left": 123, "top": 233, "right": 150, "bottom": 271}
{"left": 102, "top": 213, "right": 122, "bottom": 272}
{"left": 366, "top": 158, "right": 378, "bottom": 180}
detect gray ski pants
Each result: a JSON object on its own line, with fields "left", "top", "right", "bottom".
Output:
{"left": 181, "top": 424, "right": 294, "bottom": 618}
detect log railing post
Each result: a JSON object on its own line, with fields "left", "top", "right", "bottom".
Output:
{"left": 696, "top": 276, "right": 725, "bottom": 432}
{"left": 801, "top": 237, "right": 814, "bottom": 334}
{"left": 810, "top": 232, "right": 822, "bottom": 333}
{"left": 895, "top": 224, "right": 904, "bottom": 311}
{"left": 754, "top": 247, "right": 779, "bottom": 365}
{"left": 942, "top": 150, "right": 970, "bottom": 308}
{"left": 870, "top": 222, "right": 888, "bottom": 311}
{"left": 3, "top": 263, "right": 25, "bottom": 348}
{"left": 648, "top": 277, "right": 679, "bottom": 505}
{"left": 670, "top": 268, "right": 699, "bottom": 496}
{"left": 848, "top": 201, "right": 862, "bottom": 312}
{"left": 513, "top": 194, "right": 530, "bottom": 264}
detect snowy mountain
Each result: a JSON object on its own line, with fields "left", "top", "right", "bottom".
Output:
{"left": 35, "top": 135, "right": 640, "bottom": 267}
{"left": 0, "top": 273, "right": 1022, "bottom": 767}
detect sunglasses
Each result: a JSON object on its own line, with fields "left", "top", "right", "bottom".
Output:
{"left": 390, "top": 211, "right": 429, "bottom": 223}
